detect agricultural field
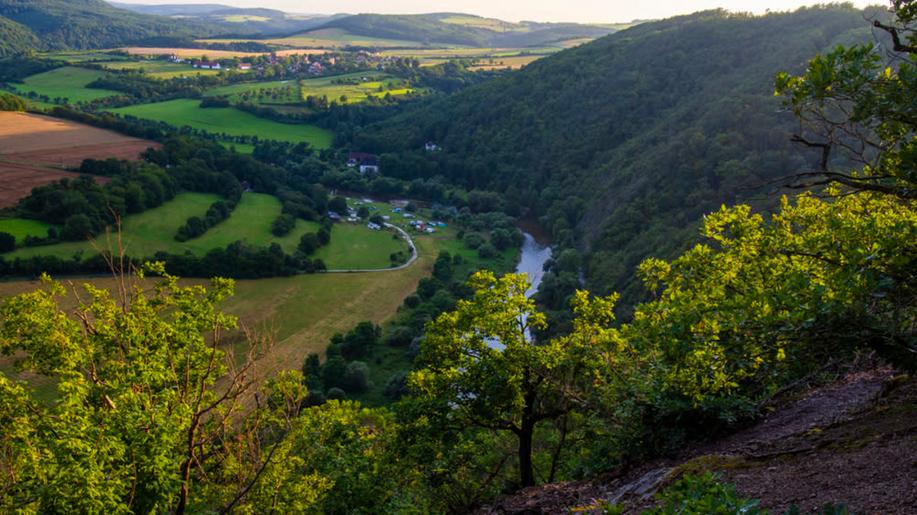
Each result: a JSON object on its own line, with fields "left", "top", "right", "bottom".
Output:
{"left": 108, "top": 99, "right": 333, "bottom": 148}
{"left": 469, "top": 55, "right": 544, "bottom": 70}
{"left": 206, "top": 73, "right": 416, "bottom": 106}
{"left": 3, "top": 192, "right": 414, "bottom": 272}
{"left": 8, "top": 66, "right": 120, "bottom": 103}
{"left": 96, "top": 60, "right": 223, "bottom": 79}
{"left": 0, "top": 112, "right": 155, "bottom": 207}
{"left": 0, "top": 218, "right": 54, "bottom": 243}
{"left": 42, "top": 51, "right": 130, "bottom": 63}
{"left": 121, "top": 47, "right": 325, "bottom": 59}
{"left": 3, "top": 193, "right": 313, "bottom": 260}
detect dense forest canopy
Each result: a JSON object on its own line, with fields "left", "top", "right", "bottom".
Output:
{"left": 349, "top": 5, "right": 877, "bottom": 312}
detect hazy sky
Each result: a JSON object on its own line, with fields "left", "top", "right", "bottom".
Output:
{"left": 123, "top": 0, "right": 878, "bottom": 24}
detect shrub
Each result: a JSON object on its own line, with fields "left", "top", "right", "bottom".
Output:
{"left": 326, "top": 387, "right": 346, "bottom": 400}
{"left": 477, "top": 242, "right": 498, "bottom": 259}
{"left": 343, "top": 361, "right": 371, "bottom": 393}
{"left": 0, "top": 232, "right": 15, "bottom": 252}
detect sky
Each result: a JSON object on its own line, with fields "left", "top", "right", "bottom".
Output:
{"left": 121, "top": 0, "right": 878, "bottom": 24}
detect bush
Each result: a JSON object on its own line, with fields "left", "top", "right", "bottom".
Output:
{"left": 326, "top": 387, "right": 346, "bottom": 400}
{"left": 299, "top": 233, "right": 320, "bottom": 255}
{"left": 322, "top": 357, "right": 347, "bottom": 390}
{"left": 404, "top": 295, "right": 421, "bottom": 308}
{"left": 61, "top": 214, "right": 94, "bottom": 241}
{"left": 463, "top": 233, "right": 484, "bottom": 249}
{"left": 0, "top": 232, "right": 15, "bottom": 252}
{"left": 271, "top": 214, "right": 296, "bottom": 236}
{"left": 477, "top": 242, "right": 498, "bottom": 259}
{"left": 343, "top": 361, "right": 371, "bottom": 393}
{"left": 384, "top": 326, "right": 415, "bottom": 347}
{"left": 643, "top": 472, "right": 763, "bottom": 515}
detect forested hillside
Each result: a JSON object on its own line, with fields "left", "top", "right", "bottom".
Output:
{"left": 318, "top": 13, "right": 615, "bottom": 47}
{"left": 110, "top": 2, "right": 337, "bottom": 36}
{"left": 349, "top": 6, "right": 875, "bottom": 310}
{"left": 0, "top": 0, "right": 212, "bottom": 54}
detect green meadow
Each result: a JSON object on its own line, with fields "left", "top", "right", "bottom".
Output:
{"left": 315, "top": 224, "right": 409, "bottom": 270}
{"left": 206, "top": 73, "right": 416, "bottom": 106}
{"left": 12, "top": 66, "right": 120, "bottom": 103}
{"left": 108, "top": 99, "right": 333, "bottom": 148}
{"left": 97, "top": 60, "right": 222, "bottom": 79}
{"left": 4, "top": 192, "right": 416, "bottom": 271}
{"left": 0, "top": 219, "right": 55, "bottom": 243}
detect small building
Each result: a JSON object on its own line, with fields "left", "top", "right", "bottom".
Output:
{"left": 367, "top": 222, "right": 382, "bottom": 231}
{"left": 238, "top": 63, "right": 252, "bottom": 71}
{"left": 193, "top": 61, "right": 222, "bottom": 70}
{"left": 309, "top": 62, "right": 324, "bottom": 75}
{"left": 327, "top": 211, "right": 342, "bottom": 221}
{"left": 425, "top": 141, "right": 440, "bottom": 152}
{"left": 346, "top": 152, "right": 380, "bottom": 175}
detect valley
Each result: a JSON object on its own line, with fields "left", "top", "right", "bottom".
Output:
{"left": 0, "top": 1, "right": 913, "bottom": 513}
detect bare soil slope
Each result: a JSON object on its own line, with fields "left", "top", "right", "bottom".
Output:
{"left": 480, "top": 366, "right": 917, "bottom": 514}
{"left": 0, "top": 112, "right": 155, "bottom": 206}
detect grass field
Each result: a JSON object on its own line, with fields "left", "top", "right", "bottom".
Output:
{"left": 0, "top": 219, "right": 54, "bottom": 243}
{"left": 3, "top": 192, "right": 415, "bottom": 272}
{"left": 42, "top": 51, "right": 129, "bottom": 63}
{"left": 206, "top": 73, "right": 416, "bottom": 106}
{"left": 315, "top": 224, "right": 408, "bottom": 270}
{"left": 2, "top": 193, "right": 321, "bottom": 260}
{"left": 97, "top": 60, "right": 222, "bottom": 79}
{"left": 11, "top": 67, "right": 120, "bottom": 103}
{"left": 469, "top": 55, "right": 544, "bottom": 70}
{"left": 109, "top": 99, "right": 333, "bottom": 148}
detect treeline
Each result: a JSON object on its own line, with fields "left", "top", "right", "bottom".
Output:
{"left": 175, "top": 198, "right": 238, "bottom": 241}
{"left": 0, "top": 90, "right": 26, "bottom": 110}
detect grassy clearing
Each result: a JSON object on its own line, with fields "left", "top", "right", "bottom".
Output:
{"left": 41, "top": 51, "right": 128, "bottom": 62}
{"left": 11, "top": 67, "right": 120, "bottom": 103}
{"left": 469, "top": 55, "right": 544, "bottom": 70}
{"left": 2, "top": 193, "right": 324, "bottom": 260}
{"left": 0, "top": 219, "right": 54, "bottom": 243}
{"left": 316, "top": 224, "right": 409, "bottom": 270}
{"left": 108, "top": 99, "right": 333, "bottom": 148}
{"left": 97, "top": 60, "right": 222, "bottom": 79}
{"left": 2, "top": 192, "right": 418, "bottom": 271}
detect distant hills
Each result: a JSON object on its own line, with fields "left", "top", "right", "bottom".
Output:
{"left": 109, "top": 2, "right": 343, "bottom": 36}
{"left": 0, "top": 0, "right": 622, "bottom": 56}
{"left": 0, "top": 0, "right": 213, "bottom": 55}
{"left": 313, "top": 13, "right": 619, "bottom": 48}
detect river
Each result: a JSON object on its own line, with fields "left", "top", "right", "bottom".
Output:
{"left": 516, "top": 232, "right": 552, "bottom": 300}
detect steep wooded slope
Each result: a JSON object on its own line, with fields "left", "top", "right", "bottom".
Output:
{"left": 350, "top": 6, "right": 876, "bottom": 306}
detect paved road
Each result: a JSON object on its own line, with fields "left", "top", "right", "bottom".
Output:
{"left": 323, "top": 223, "right": 418, "bottom": 274}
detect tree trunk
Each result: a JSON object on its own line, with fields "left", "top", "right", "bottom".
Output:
{"left": 518, "top": 418, "right": 535, "bottom": 487}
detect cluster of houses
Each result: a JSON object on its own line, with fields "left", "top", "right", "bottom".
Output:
{"left": 167, "top": 53, "right": 329, "bottom": 75}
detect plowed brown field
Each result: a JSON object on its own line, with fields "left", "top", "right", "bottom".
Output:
{"left": 0, "top": 112, "right": 158, "bottom": 207}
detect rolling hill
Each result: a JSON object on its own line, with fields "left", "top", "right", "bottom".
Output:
{"left": 306, "top": 13, "right": 617, "bottom": 48}
{"left": 110, "top": 2, "right": 341, "bottom": 36}
{"left": 0, "top": 0, "right": 213, "bottom": 54}
{"left": 347, "top": 6, "right": 877, "bottom": 309}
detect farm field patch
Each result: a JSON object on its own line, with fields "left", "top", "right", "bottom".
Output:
{"left": 206, "top": 73, "right": 415, "bottom": 106}
{"left": 0, "top": 112, "right": 155, "bottom": 207}
{"left": 469, "top": 55, "right": 544, "bottom": 70}
{"left": 109, "top": 99, "right": 333, "bottom": 148}
{"left": 0, "top": 218, "right": 54, "bottom": 243}
{"left": 97, "top": 60, "right": 222, "bottom": 79}
{"left": 9, "top": 66, "right": 120, "bottom": 103}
